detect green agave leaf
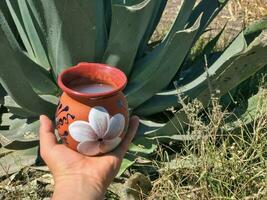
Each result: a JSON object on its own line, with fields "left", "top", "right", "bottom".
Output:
{"left": 129, "top": 136, "right": 157, "bottom": 154}
{"left": 150, "top": 134, "right": 204, "bottom": 141}
{"left": 33, "top": 0, "right": 107, "bottom": 75}
{"left": 244, "top": 17, "right": 267, "bottom": 44}
{"left": 112, "top": 0, "right": 144, "bottom": 6}
{"left": 103, "top": 0, "right": 162, "bottom": 76}
{"left": 172, "top": 25, "right": 226, "bottom": 87}
{"left": 104, "top": 0, "right": 112, "bottom": 35}
{"left": 197, "top": 31, "right": 267, "bottom": 103}
{"left": 19, "top": 53, "right": 58, "bottom": 95}
{"left": 1, "top": 3, "right": 58, "bottom": 95}
{"left": 136, "top": 119, "right": 165, "bottom": 136}
{"left": 186, "top": 0, "right": 229, "bottom": 40}
{"left": 163, "top": 0, "right": 196, "bottom": 42}
{"left": 4, "top": 96, "right": 34, "bottom": 118}
{"left": 0, "top": 1, "right": 16, "bottom": 34}
{"left": 136, "top": 0, "right": 167, "bottom": 58}
{"left": 0, "top": 146, "right": 38, "bottom": 177}
{"left": 0, "top": 11, "right": 56, "bottom": 117}
{"left": 0, "top": 84, "right": 6, "bottom": 105}
{"left": 135, "top": 32, "right": 247, "bottom": 116}
{"left": 25, "top": 0, "right": 46, "bottom": 32}
{"left": 4, "top": 94, "right": 58, "bottom": 118}
{"left": 126, "top": 15, "right": 202, "bottom": 108}
{"left": 198, "top": 23, "right": 227, "bottom": 59}
{"left": 223, "top": 88, "right": 267, "bottom": 131}
{"left": 147, "top": 110, "right": 189, "bottom": 137}
{"left": 17, "top": 0, "right": 51, "bottom": 70}
{"left": 134, "top": 110, "right": 188, "bottom": 138}
{"left": 177, "top": 18, "right": 267, "bottom": 91}
{"left": 177, "top": 53, "right": 221, "bottom": 87}
{"left": 144, "top": 31, "right": 267, "bottom": 137}
{"left": 0, "top": 113, "right": 39, "bottom": 149}
{"left": 116, "top": 153, "right": 136, "bottom": 177}
{"left": 245, "top": 17, "right": 267, "bottom": 35}
{"left": 5, "top": 0, "right": 35, "bottom": 60}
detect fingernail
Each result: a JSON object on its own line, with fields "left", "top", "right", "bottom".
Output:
{"left": 39, "top": 115, "right": 45, "bottom": 121}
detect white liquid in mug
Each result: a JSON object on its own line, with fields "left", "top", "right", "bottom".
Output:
{"left": 72, "top": 83, "right": 114, "bottom": 94}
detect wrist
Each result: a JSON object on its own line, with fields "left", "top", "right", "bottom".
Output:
{"left": 53, "top": 174, "right": 106, "bottom": 200}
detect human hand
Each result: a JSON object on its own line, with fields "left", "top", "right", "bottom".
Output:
{"left": 39, "top": 115, "right": 139, "bottom": 200}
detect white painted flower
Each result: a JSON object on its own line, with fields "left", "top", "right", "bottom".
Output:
{"left": 69, "top": 106, "right": 125, "bottom": 156}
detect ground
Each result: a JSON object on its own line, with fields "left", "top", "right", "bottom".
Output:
{"left": 1, "top": 0, "right": 267, "bottom": 199}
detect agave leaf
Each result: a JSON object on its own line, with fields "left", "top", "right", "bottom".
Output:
{"left": 137, "top": 119, "right": 165, "bottom": 136}
{"left": 163, "top": 0, "right": 196, "bottom": 42}
{"left": 0, "top": 113, "right": 39, "bottom": 149}
{"left": 136, "top": 0, "right": 167, "bottom": 58}
{"left": 112, "top": 0, "right": 144, "bottom": 6}
{"left": 135, "top": 31, "right": 247, "bottom": 116}
{"left": 4, "top": 96, "right": 34, "bottom": 118}
{"left": 244, "top": 17, "right": 267, "bottom": 44}
{"left": 150, "top": 134, "right": 204, "bottom": 141}
{"left": 116, "top": 153, "right": 136, "bottom": 177}
{"left": 198, "top": 23, "right": 227, "bottom": 59}
{"left": 17, "top": 0, "right": 51, "bottom": 70}
{"left": 197, "top": 31, "right": 267, "bottom": 103}
{"left": 30, "top": 0, "right": 107, "bottom": 75}
{"left": 134, "top": 110, "right": 188, "bottom": 138}
{"left": 103, "top": 0, "right": 162, "bottom": 76}
{"left": 4, "top": 94, "right": 58, "bottom": 118}
{"left": 143, "top": 31, "right": 267, "bottom": 137}
{"left": 224, "top": 88, "right": 267, "bottom": 131}
{"left": 0, "top": 5, "right": 58, "bottom": 95}
{"left": 126, "top": 15, "right": 202, "bottom": 108}
{"left": 5, "top": 0, "right": 35, "bottom": 60}
{"left": 0, "top": 12, "right": 56, "bottom": 117}
{"left": 0, "top": 146, "right": 38, "bottom": 177}
{"left": 173, "top": 25, "right": 226, "bottom": 86}
{"left": 186, "top": 0, "right": 229, "bottom": 39}
{"left": 0, "top": 1, "right": 16, "bottom": 34}
{"left": 104, "top": 0, "right": 112, "bottom": 35}
{"left": 129, "top": 136, "right": 157, "bottom": 154}
{"left": 0, "top": 84, "right": 6, "bottom": 105}
{"left": 19, "top": 53, "right": 58, "bottom": 95}
{"left": 25, "top": 0, "right": 46, "bottom": 32}
{"left": 177, "top": 53, "right": 222, "bottom": 87}
{"left": 178, "top": 19, "right": 267, "bottom": 89}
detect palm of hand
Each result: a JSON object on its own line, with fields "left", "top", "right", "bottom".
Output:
{"left": 45, "top": 144, "right": 121, "bottom": 188}
{"left": 39, "top": 115, "right": 138, "bottom": 192}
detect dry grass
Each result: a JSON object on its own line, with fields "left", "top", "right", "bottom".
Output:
{"left": 148, "top": 87, "right": 267, "bottom": 199}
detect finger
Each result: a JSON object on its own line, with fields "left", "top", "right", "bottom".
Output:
{"left": 39, "top": 115, "right": 57, "bottom": 160}
{"left": 112, "top": 116, "right": 139, "bottom": 159}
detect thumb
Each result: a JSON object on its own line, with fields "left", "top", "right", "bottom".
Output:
{"left": 39, "top": 115, "right": 57, "bottom": 161}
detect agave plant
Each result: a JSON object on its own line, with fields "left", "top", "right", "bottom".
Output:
{"left": 1, "top": 0, "right": 267, "bottom": 176}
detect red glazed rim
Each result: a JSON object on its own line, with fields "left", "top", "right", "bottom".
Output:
{"left": 58, "top": 62, "right": 127, "bottom": 99}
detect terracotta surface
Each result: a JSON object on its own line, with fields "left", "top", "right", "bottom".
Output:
{"left": 56, "top": 63, "right": 129, "bottom": 156}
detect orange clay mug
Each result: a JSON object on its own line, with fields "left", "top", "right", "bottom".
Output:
{"left": 55, "top": 62, "right": 129, "bottom": 156}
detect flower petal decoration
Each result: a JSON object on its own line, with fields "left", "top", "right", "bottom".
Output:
{"left": 69, "top": 121, "right": 98, "bottom": 142}
{"left": 89, "top": 106, "right": 109, "bottom": 138}
{"left": 77, "top": 141, "right": 100, "bottom": 156}
{"left": 104, "top": 113, "right": 125, "bottom": 140}
{"left": 100, "top": 137, "right": 122, "bottom": 153}
{"left": 68, "top": 106, "right": 126, "bottom": 155}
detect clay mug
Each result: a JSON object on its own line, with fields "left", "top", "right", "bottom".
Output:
{"left": 55, "top": 62, "right": 129, "bottom": 156}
